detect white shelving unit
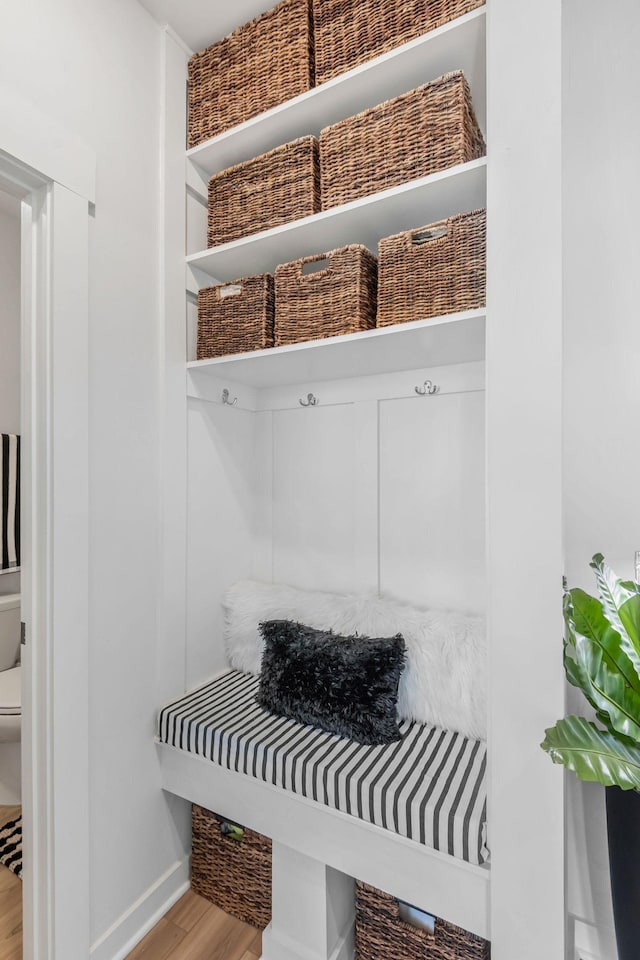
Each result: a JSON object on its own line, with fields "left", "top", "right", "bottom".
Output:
{"left": 160, "top": 2, "right": 566, "bottom": 957}
{"left": 178, "top": 13, "right": 492, "bottom": 949}
{"left": 187, "top": 159, "right": 486, "bottom": 285}
{"left": 184, "top": 6, "right": 488, "bottom": 395}
{"left": 187, "top": 309, "right": 485, "bottom": 389}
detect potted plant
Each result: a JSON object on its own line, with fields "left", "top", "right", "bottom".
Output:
{"left": 541, "top": 553, "right": 640, "bottom": 960}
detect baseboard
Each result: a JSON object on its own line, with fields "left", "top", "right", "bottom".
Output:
{"left": 89, "top": 856, "right": 190, "bottom": 960}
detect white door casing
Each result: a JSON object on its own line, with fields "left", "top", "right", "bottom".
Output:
{"left": 0, "top": 85, "right": 95, "bottom": 960}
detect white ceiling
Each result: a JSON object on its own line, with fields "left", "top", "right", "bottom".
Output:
{"left": 137, "top": 0, "right": 272, "bottom": 52}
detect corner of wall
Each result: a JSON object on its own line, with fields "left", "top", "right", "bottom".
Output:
{"left": 90, "top": 856, "right": 190, "bottom": 960}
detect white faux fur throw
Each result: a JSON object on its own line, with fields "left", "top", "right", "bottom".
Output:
{"left": 223, "top": 580, "right": 487, "bottom": 741}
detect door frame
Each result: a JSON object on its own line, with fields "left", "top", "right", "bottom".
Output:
{"left": 0, "top": 85, "right": 95, "bottom": 960}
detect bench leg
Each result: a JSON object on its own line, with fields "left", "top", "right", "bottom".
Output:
{"left": 261, "top": 841, "right": 355, "bottom": 960}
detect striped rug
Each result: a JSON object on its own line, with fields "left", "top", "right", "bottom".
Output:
{"left": 159, "top": 670, "right": 488, "bottom": 865}
{"left": 0, "top": 815, "right": 22, "bottom": 878}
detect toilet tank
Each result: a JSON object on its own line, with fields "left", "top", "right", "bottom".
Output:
{"left": 0, "top": 595, "right": 21, "bottom": 672}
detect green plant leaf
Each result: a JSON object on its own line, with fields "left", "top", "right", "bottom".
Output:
{"left": 568, "top": 588, "right": 640, "bottom": 694}
{"left": 590, "top": 554, "right": 640, "bottom": 674}
{"left": 573, "top": 631, "right": 640, "bottom": 740}
{"left": 619, "top": 595, "right": 640, "bottom": 662}
{"left": 541, "top": 715, "right": 640, "bottom": 790}
{"left": 563, "top": 640, "right": 599, "bottom": 700}
{"left": 563, "top": 643, "right": 617, "bottom": 734}
{"left": 566, "top": 589, "right": 640, "bottom": 739}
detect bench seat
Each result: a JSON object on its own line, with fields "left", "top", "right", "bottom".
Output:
{"left": 158, "top": 668, "right": 488, "bottom": 866}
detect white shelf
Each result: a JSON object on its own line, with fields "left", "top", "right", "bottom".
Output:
{"left": 186, "top": 309, "right": 485, "bottom": 390}
{"left": 187, "top": 159, "right": 486, "bottom": 285}
{"left": 187, "top": 8, "right": 486, "bottom": 179}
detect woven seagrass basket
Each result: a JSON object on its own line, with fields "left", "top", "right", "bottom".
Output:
{"left": 320, "top": 71, "right": 485, "bottom": 210}
{"left": 188, "top": 0, "right": 314, "bottom": 148}
{"left": 197, "top": 275, "right": 274, "bottom": 359}
{"left": 208, "top": 136, "right": 320, "bottom": 247}
{"left": 377, "top": 209, "right": 486, "bottom": 327}
{"left": 355, "top": 882, "right": 490, "bottom": 960}
{"left": 275, "top": 245, "right": 377, "bottom": 346}
{"left": 313, "top": 0, "right": 484, "bottom": 86}
{"left": 191, "top": 805, "right": 272, "bottom": 928}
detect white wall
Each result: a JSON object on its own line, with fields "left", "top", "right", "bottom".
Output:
{"left": 0, "top": 195, "right": 21, "bottom": 598}
{"left": 0, "top": 1, "right": 190, "bottom": 951}
{"left": 563, "top": 1, "right": 640, "bottom": 957}
{"left": 187, "top": 398, "right": 256, "bottom": 688}
{"left": 186, "top": 364, "right": 486, "bottom": 684}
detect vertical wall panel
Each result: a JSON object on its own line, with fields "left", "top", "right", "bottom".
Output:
{"left": 379, "top": 391, "right": 485, "bottom": 611}
{"left": 187, "top": 400, "right": 256, "bottom": 686}
{"left": 252, "top": 409, "right": 273, "bottom": 583}
{"left": 563, "top": 2, "right": 640, "bottom": 955}
{"left": 487, "top": 0, "right": 564, "bottom": 956}
{"left": 272, "top": 404, "right": 357, "bottom": 592}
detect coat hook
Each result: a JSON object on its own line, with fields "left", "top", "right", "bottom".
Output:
{"left": 414, "top": 380, "right": 439, "bottom": 396}
{"left": 299, "top": 392, "right": 318, "bottom": 407}
{"left": 222, "top": 388, "right": 238, "bottom": 406}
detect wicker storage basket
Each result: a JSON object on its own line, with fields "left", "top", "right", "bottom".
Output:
{"left": 197, "top": 275, "right": 274, "bottom": 359}
{"left": 355, "top": 882, "right": 490, "bottom": 960}
{"left": 188, "top": 0, "right": 314, "bottom": 149}
{"left": 377, "top": 209, "right": 486, "bottom": 326}
{"left": 208, "top": 136, "right": 320, "bottom": 247}
{"left": 319, "top": 71, "right": 485, "bottom": 210}
{"left": 313, "top": 0, "right": 484, "bottom": 86}
{"left": 275, "top": 245, "right": 377, "bottom": 346}
{"left": 191, "top": 805, "right": 272, "bottom": 928}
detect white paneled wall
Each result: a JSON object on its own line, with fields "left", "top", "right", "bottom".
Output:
{"left": 187, "top": 399, "right": 257, "bottom": 687}
{"left": 380, "top": 390, "right": 485, "bottom": 611}
{"left": 187, "top": 362, "right": 485, "bottom": 672}
{"left": 272, "top": 404, "right": 358, "bottom": 593}
{"left": 563, "top": 1, "right": 640, "bottom": 956}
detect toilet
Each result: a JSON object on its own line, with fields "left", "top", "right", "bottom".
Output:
{"left": 0, "top": 593, "right": 21, "bottom": 805}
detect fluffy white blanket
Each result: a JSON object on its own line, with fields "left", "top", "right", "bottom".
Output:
{"left": 223, "top": 580, "right": 486, "bottom": 741}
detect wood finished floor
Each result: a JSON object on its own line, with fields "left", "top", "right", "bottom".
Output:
{"left": 0, "top": 806, "right": 261, "bottom": 960}
{"left": 0, "top": 805, "right": 22, "bottom": 960}
{"left": 125, "top": 890, "right": 262, "bottom": 960}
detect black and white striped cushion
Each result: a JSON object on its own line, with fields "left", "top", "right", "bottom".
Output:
{"left": 158, "top": 670, "right": 488, "bottom": 865}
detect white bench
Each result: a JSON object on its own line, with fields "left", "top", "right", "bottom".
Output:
{"left": 157, "top": 668, "right": 490, "bottom": 960}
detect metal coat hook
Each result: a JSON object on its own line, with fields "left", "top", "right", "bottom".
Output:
{"left": 414, "top": 379, "right": 439, "bottom": 396}
{"left": 221, "top": 388, "right": 238, "bottom": 406}
{"left": 299, "top": 392, "right": 319, "bottom": 407}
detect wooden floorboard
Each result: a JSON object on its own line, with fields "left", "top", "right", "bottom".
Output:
{"left": 0, "top": 807, "right": 263, "bottom": 960}
{"left": 125, "top": 890, "right": 263, "bottom": 960}
{"left": 0, "top": 805, "right": 22, "bottom": 960}
{"left": 0, "top": 806, "right": 20, "bottom": 831}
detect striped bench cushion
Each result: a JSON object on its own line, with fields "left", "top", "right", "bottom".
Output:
{"left": 158, "top": 669, "right": 488, "bottom": 865}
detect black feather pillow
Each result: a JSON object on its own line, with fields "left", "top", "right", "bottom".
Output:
{"left": 257, "top": 620, "right": 406, "bottom": 745}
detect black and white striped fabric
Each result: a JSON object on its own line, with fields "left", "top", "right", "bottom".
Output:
{"left": 1, "top": 434, "right": 20, "bottom": 572}
{"left": 0, "top": 815, "right": 22, "bottom": 878}
{"left": 158, "top": 670, "right": 488, "bottom": 865}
